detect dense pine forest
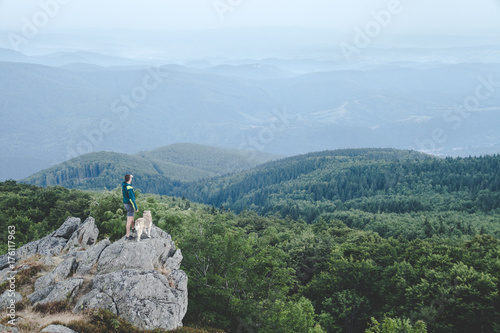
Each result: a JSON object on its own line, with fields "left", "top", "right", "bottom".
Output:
{"left": 3, "top": 149, "right": 500, "bottom": 332}
{"left": 178, "top": 149, "right": 500, "bottom": 215}
{"left": 173, "top": 149, "right": 500, "bottom": 239}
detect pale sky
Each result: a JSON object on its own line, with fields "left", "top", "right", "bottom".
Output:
{"left": 0, "top": 0, "right": 499, "bottom": 34}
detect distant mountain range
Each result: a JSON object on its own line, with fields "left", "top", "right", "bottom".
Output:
{"left": 0, "top": 47, "right": 146, "bottom": 67}
{"left": 2, "top": 45, "right": 500, "bottom": 180}
{"left": 22, "top": 143, "right": 281, "bottom": 190}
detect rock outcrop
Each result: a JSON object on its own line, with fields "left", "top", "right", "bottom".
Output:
{"left": 86, "top": 269, "right": 186, "bottom": 329}
{"left": 0, "top": 217, "right": 97, "bottom": 271}
{"left": 64, "top": 217, "right": 99, "bottom": 251}
{"left": 40, "top": 325, "right": 76, "bottom": 333}
{"left": 1, "top": 216, "right": 188, "bottom": 331}
{"left": 0, "top": 291, "right": 22, "bottom": 309}
{"left": 0, "top": 323, "right": 20, "bottom": 332}
{"left": 73, "top": 227, "right": 188, "bottom": 330}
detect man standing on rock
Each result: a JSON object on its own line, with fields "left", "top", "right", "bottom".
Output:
{"left": 122, "top": 174, "right": 138, "bottom": 240}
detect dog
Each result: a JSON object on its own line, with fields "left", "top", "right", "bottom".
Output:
{"left": 135, "top": 210, "right": 153, "bottom": 242}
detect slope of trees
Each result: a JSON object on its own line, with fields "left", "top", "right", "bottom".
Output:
{"left": 0, "top": 180, "right": 90, "bottom": 253}
{"left": 174, "top": 151, "right": 500, "bottom": 235}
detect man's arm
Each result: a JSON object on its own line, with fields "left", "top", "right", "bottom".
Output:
{"left": 127, "top": 186, "right": 138, "bottom": 211}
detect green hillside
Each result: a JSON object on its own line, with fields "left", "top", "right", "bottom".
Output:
{"left": 137, "top": 143, "right": 280, "bottom": 177}
{"left": 177, "top": 148, "right": 435, "bottom": 211}
{"left": 22, "top": 151, "right": 175, "bottom": 192}
{"left": 172, "top": 148, "right": 500, "bottom": 239}
{"left": 22, "top": 143, "right": 281, "bottom": 191}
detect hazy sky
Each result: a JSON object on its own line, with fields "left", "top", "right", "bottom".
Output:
{"left": 0, "top": 0, "right": 499, "bottom": 34}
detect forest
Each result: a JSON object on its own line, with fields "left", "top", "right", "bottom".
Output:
{"left": 1, "top": 166, "right": 499, "bottom": 332}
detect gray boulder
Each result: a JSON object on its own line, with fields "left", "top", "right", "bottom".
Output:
{"left": 91, "top": 269, "right": 187, "bottom": 330}
{"left": 34, "top": 257, "right": 76, "bottom": 291}
{"left": 0, "top": 217, "right": 84, "bottom": 269}
{"left": 0, "top": 291, "right": 23, "bottom": 310}
{"left": 0, "top": 323, "right": 20, "bottom": 332}
{"left": 0, "top": 267, "right": 13, "bottom": 284}
{"left": 72, "top": 224, "right": 188, "bottom": 330}
{"left": 9, "top": 239, "right": 41, "bottom": 265}
{"left": 12, "top": 236, "right": 68, "bottom": 260}
{"left": 167, "top": 269, "right": 188, "bottom": 292}
{"left": 52, "top": 217, "right": 81, "bottom": 239}
{"left": 64, "top": 217, "right": 99, "bottom": 251}
{"left": 36, "top": 237, "right": 69, "bottom": 257}
{"left": 0, "top": 256, "right": 10, "bottom": 271}
{"left": 28, "top": 285, "right": 54, "bottom": 304}
{"left": 41, "top": 325, "right": 76, "bottom": 333}
{"left": 96, "top": 225, "right": 176, "bottom": 275}
{"left": 73, "top": 289, "right": 117, "bottom": 314}
{"left": 147, "top": 225, "right": 173, "bottom": 240}
{"left": 165, "top": 249, "right": 183, "bottom": 271}
{"left": 74, "top": 239, "right": 110, "bottom": 276}
{"left": 18, "top": 217, "right": 84, "bottom": 260}
{"left": 32, "top": 277, "right": 83, "bottom": 306}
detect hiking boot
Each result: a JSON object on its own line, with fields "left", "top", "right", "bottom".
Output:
{"left": 126, "top": 235, "right": 134, "bottom": 240}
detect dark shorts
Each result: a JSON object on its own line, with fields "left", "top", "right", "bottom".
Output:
{"left": 124, "top": 203, "right": 135, "bottom": 217}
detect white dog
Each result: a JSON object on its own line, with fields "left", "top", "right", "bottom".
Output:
{"left": 135, "top": 210, "right": 153, "bottom": 242}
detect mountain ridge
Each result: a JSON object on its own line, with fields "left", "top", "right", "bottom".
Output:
{"left": 162, "top": 148, "right": 500, "bottom": 223}
{"left": 22, "top": 143, "right": 282, "bottom": 190}
{"left": 3, "top": 58, "right": 500, "bottom": 181}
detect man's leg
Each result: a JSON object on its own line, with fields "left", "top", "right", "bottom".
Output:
{"left": 126, "top": 216, "right": 134, "bottom": 237}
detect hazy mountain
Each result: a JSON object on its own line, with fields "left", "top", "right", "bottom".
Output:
{"left": 22, "top": 143, "right": 281, "bottom": 189}
{"left": 137, "top": 143, "right": 280, "bottom": 177}
{"left": 0, "top": 60, "right": 282, "bottom": 179}
{"left": 0, "top": 45, "right": 147, "bottom": 68}
{"left": 0, "top": 47, "right": 31, "bottom": 62}
{"left": 2, "top": 45, "right": 500, "bottom": 181}
{"left": 31, "top": 51, "right": 144, "bottom": 67}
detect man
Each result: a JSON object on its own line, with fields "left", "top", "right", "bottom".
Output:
{"left": 122, "top": 174, "right": 138, "bottom": 240}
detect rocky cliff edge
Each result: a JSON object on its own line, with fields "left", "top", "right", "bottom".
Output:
{"left": 0, "top": 216, "right": 188, "bottom": 331}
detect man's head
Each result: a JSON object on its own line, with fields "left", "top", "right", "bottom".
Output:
{"left": 125, "top": 174, "right": 133, "bottom": 183}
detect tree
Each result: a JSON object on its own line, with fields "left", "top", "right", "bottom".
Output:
{"left": 365, "top": 317, "right": 427, "bottom": 333}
